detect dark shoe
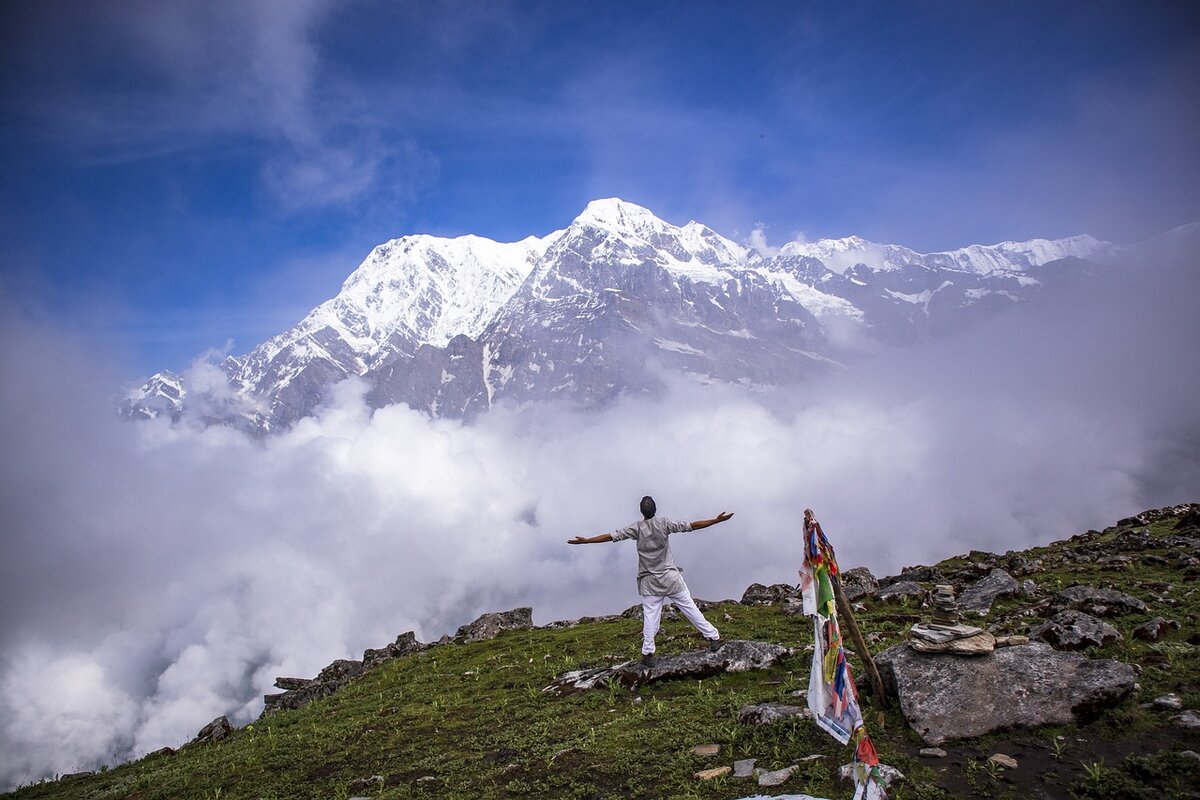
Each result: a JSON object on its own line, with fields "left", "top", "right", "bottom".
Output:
{"left": 707, "top": 637, "right": 724, "bottom": 652}
{"left": 640, "top": 653, "right": 656, "bottom": 666}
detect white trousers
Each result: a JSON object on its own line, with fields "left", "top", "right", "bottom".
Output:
{"left": 641, "top": 588, "right": 719, "bottom": 654}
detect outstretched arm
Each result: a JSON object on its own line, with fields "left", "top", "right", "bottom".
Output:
{"left": 568, "top": 533, "right": 614, "bottom": 545}
{"left": 690, "top": 511, "right": 734, "bottom": 530}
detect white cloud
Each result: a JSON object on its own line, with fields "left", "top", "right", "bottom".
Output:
{"left": 747, "top": 224, "right": 780, "bottom": 257}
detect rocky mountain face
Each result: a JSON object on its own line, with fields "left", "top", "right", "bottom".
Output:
{"left": 122, "top": 199, "right": 1137, "bottom": 433}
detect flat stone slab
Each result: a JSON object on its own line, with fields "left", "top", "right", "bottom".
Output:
{"left": 909, "top": 630, "right": 996, "bottom": 654}
{"left": 876, "top": 641, "right": 1135, "bottom": 745}
{"left": 543, "top": 640, "right": 792, "bottom": 695}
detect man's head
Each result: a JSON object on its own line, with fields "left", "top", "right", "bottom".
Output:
{"left": 640, "top": 495, "right": 657, "bottom": 519}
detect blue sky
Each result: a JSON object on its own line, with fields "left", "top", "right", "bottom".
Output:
{"left": 1, "top": 0, "right": 1197, "bottom": 375}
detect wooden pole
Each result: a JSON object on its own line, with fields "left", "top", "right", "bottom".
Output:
{"left": 831, "top": 572, "right": 890, "bottom": 708}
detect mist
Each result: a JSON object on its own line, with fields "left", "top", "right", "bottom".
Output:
{"left": 2, "top": 253, "right": 1198, "bottom": 787}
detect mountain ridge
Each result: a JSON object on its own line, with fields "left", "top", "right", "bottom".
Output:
{"left": 121, "top": 200, "right": 1184, "bottom": 434}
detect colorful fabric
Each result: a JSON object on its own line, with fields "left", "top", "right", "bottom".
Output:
{"left": 798, "top": 519, "right": 888, "bottom": 799}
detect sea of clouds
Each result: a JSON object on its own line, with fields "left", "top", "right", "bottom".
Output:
{"left": 1, "top": 252, "right": 1198, "bottom": 787}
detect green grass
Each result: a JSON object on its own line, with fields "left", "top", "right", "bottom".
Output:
{"left": 7, "top": 514, "right": 1197, "bottom": 799}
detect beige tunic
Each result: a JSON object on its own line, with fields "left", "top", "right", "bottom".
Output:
{"left": 610, "top": 516, "right": 694, "bottom": 596}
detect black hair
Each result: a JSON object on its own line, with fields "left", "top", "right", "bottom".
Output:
{"left": 640, "top": 495, "right": 657, "bottom": 519}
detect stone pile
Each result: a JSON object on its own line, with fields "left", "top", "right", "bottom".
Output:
{"left": 907, "top": 585, "right": 996, "bottom": 655}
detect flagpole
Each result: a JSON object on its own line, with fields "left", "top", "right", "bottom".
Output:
{"left": 831, "top": 572, "right": 890, "bottom": 708}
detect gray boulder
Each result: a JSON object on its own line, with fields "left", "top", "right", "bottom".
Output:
{"left": 191, "top": 715, "right": 234, "bottom": 745}
{"left": 1030, "top": 611, "right": 1121, "bottom": 651}
{"left": 1132, "top": 617, "right": 1181, "bottom": 642}
{"left": 1048, "top": 586, "right": 1147, "bottom": 617}
{"left": 740, "top": 582, "right": 797, "bottom": 605}
{"left": 877, "top": 581, "right": 925, "bottom": 603}
{"left": 839, "top": 567, "right": 879, "bottom": 601}
{"left": 456, "top": 607, "right": 533, "bottom": 642}
{"left": 738, "top": 703, "right": 810, "bottom": 725}
{"left": 957, "top": 569, "right": 1019, "bottom": 616}
{"left": 1173, "top": 710, "right": 1200, "bottom": 729}
{"left": 875, "top": 641, "right": 1135, "bottom": 745}
{"left": 543, "top": 640, "right": 791, "bottom": 695}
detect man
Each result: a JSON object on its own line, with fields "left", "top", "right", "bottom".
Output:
{"left": 568, "top": 495, "right": 734, "bottom": 663}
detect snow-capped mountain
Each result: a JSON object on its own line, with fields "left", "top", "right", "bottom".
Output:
{"left": 122, "top": 198, "right": 1128, "bottom": 432}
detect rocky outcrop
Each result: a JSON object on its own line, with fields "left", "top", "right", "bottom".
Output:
{"left": 363, "top": 631, "right": 427, "bottom": 668}
{"left": 875, "top": 641, "right": 1135, "bottom": 745}
{"left": 839, "top": 567, "right": 878, "bottom": 601}
{"left": 542, "top": 640, "right": 792, "bottom": 695}
{"left": 191, "top": 716, "right": 234, "bottom": 746}
{"left": 264, "top": 632, "right": 431, "bottom": 717}
{"left": 740, "top": 583, "right": 797, "bottom": 605}
{"left": 1030, "top": 611, "right": 1121, "bottom": 650}
{"left": 456, "top": 608, "right": 534, "bottom": 641}
{"left": 1048, "top": 586, "right": 1147, "bottom": 617}
{"left": 957, "top": 569, "right": 1019, "bottom": 616}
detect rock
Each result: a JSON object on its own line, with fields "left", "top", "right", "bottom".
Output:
{"left": 875, "top": 641, "right": 1135, "bottom": 745}
{"left": 909, "top": 630, "right": 996, "bottom": 654}
{"left": 263, "top": 657, "right": 367, "bottom": 717}
{"left": 838, "top": 762, "right": 905, "bottom": 789}
{"left": 347, "top": 775, "right": 383, "bottom": 793}
{"left": 740, "top": 582, "right": 797, "bottom": 605}
{"left": 1029, "top": 611, "right": 1121, "bottom": 650}
{"left": 145, "top": 746, "right": 175, "bottom": 758}
{"left": 780, "top": 597, "right": 807, "bottom": 616}
{"left": 920, "top": 747, "right": 947, "bottom": 758}
{"left": 691, "top": 743, "right": 721, "bottom": 756}
{"left": 1132, "top": 617, "right": 1181, "bottom": 642}
{"left": 958, "top": 569, "right": 1019, "bottom": 616}
{"left": 995, "top": 635, "right": 1030, "bottom": 647}
{"left": 363, "top": 631, "right": 427, "bottom": 668}
{"left": 758, "top": 765, "right": 797, "bottom": 786}
{"left": 1021, "top": 580, "right": 1038, "bottom": 596}
{"left": 1172, "top": 710, "right": 1200, "bottom": 729}
{"left": 738, "top": 703, "right": 810, "bottom": 725}
{"left": 898, "top": 564, "right": 946, "bottom": 583}
{"left": 988, "top": 753, "right": 1018, "bottom": 769}
{"left": 1152, "top": 693, "right": 1183, "bottom": 711}
{"left": 733, "top": 758, "right": 757, "bottom": 777}
{"left": 1181, "top": 750, "right": 1200, "bottom": 763}
{"left": 456, "top": 607, "right": 533, "bottom": 642}
{"left": 877, "top": 581, "right": 925, "bottom": 603}
{"left": 695, "top": 766, "right": 730, "bottom": 780}
{"left": 60, "top": 772, "right": 94, "bottom": 781}
{"left": 543, "top": 639, "right": 791, "bottom": 695}
{"left": 1048, "top": 586, "right": 1148, "bottom": 617}
{"left": 1175, "top": 510, "right": 1200, "bottom": 530}
{"left": 317, "top": 659, "right": 365, "bottom": 683}
{"left": 840, "top": 567, "right": 879, "bottom": 601}
{"left": 191, "top": 715, "right": 234, "bottom": 745}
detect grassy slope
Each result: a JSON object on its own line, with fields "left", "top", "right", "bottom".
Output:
{"left": 7, "top": 514, "right": 1199, "bottom": 800}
